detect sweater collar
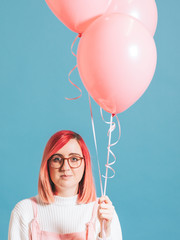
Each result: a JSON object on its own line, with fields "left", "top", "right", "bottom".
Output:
{"left": 53, "top": 194, "right": 78, "bottom": 206}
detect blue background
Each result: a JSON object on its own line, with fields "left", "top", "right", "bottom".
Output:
{"left": 0, "top": 0, "right": 179, "bottom": 239}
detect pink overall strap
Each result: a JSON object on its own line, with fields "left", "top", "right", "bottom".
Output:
{"left": 30, "top": 197, "right": 38, "bottom": 219}
{"left": 29, "top": 197, "right": 40, "bottom": 240}
{"left": 90, "top": 199, "right": 99, "bottom": 224}
{"left": 86, "top": 199, "right": 99, "bottom": 240}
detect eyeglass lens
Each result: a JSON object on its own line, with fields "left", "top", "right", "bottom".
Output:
{"left": 50, "top": 155, "right": 82, "bottom": 168}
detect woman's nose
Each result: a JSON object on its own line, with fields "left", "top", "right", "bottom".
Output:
{"left": 60, "top": 159, "right": 70, "bottom": 170}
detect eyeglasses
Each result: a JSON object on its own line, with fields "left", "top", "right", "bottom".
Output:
{"left": 48, "top": 154, "right": 84, "bottom": 169}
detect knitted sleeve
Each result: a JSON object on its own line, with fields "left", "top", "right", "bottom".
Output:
{"left": 8, "top": 199, "right": 34, "bottom": 240}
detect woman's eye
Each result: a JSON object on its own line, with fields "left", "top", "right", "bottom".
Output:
{"left": 71, "top": 157, "right": 78, "bottom": 162}
{"left": 53, "top": 157, "right": 61, "bottom": 162}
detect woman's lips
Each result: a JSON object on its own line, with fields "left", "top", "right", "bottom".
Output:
{"left": 60, "top": 175, "right": 72, "bottom": 179}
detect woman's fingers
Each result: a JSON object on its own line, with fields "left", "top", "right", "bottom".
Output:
{"left": 97, "top": 195, "right": 114, "bottom": 236}
{"left": 99, "top": 208, "right": 114, "bottom": 217}
{"left": 99, "top": 202, "right": 114, "bottom": 210}
{"left": 98, "top": 212, "right": 113, "bottom": 221}
{"left": 98, "top": 207, "right": 114, "bottom": 221}
{"left": 98, "top": 195, "right": 112, "bottom": 205}
{"left": 98, "top": 195, "right": 114, "bottom": 222}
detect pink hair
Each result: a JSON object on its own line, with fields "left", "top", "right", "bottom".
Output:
{"left": 38, "top": 130, "right": 96, "bottom": 204}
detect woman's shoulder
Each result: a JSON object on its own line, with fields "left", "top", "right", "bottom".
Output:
{"left": 9, "top": 196, "right": 38, "bottom": 238}
{"left": 11, "top": 195, "right": 38, "bottom": 219}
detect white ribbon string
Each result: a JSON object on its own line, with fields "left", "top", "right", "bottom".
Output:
{"left": 101, "top": 110, "right": 121, "bottom": 240}
{"left": 100, "top": 107, "right": 121, "bottom": 147}
{"left": 103, "top": 114, "right": 113, "bottom": 196}
{"left": 88, "top": 95, "right": 106, "bottom": 239}
{"left": 88, "top": 99, "right": 121, "bottom": 240}
{"left": 88, "top": 94, "right": 103, "bottom": 196}
{"left": 101, "top": 114, "right": 114, "bottom": 240}
{"left": 65, "top": 34, "right": 82, "bottom": 100}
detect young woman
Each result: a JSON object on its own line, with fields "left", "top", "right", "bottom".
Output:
{"left": 8, "top": 130, "right": 122, "bottom": 239}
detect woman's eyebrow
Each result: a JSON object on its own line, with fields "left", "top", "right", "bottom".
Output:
{"left": 54, "top": 153, "right": 81, "bottom": 156}
{"left": 69, "top": 153, "right": 81, "bottom": 156}
{"left": 54, "top": 153, "right": 63, "bottom": 156}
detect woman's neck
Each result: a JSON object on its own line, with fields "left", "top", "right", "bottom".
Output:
{"left": 53, "top": 194, "right": 78, "bottom": 206}
{"left": 54, "top": 186, "right": 78, "bottom": 197}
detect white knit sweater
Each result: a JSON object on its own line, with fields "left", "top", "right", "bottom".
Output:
{"left": 8, "top": 195, "right": 122, "bottom": 240}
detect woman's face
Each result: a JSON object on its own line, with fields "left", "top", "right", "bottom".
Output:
{"left": 48, "top": 138, "right": 85, "bottom": 196}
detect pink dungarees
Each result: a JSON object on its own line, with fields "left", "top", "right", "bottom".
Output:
{"left": 29, "top": 197, "right": 98, "bottom": 240}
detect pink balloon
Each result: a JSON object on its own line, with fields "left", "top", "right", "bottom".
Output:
{"left": 77, "top": 13, "right": 157, "bottom": 114}
{"left": 45, "top": 0, "right": 111, "bottom": 33}
{"left": 106, "top": 0, "right": 158, "bottom": 36}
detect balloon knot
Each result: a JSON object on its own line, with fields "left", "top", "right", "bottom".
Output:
{"left": 112, "top": 113, "right": 115, "bottom": 117}
{"left": 78, "top": 33, "right": 82, "bottom": 38}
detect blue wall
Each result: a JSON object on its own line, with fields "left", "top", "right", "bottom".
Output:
{"left": 0, "top": 0, "right": 179, "bottom": 239}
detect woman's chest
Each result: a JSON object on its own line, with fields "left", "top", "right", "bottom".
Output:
{"left": 36, "top": 204, "right": 94, "bottom": 233}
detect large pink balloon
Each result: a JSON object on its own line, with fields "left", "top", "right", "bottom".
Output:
{"left": 45, "top": 0, "right": 111, "bottom": 33}
{"left": 106, "top": 0, "right": 158, "bottom": 36}
{"left": 77, "top": 13, "right": 157, "bottom": 114}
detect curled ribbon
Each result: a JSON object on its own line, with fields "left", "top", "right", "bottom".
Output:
{"left": 88, "top": 96, "right": 121, "bottom": 240}
{"left": 100, "top": 108, "right": 121, "bottom": 194}
{"left": 101, "top": 109, "right": 121, "bottom": 240}
{"left": 65, "top": 35, "right": 121, "bottom": 240}
{"left": 65, "top": 33, "right": 82, "bottom": 101}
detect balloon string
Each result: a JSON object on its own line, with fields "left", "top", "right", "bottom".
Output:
{"left": 88, "top": 104, "right": 121, "bottom": 240}
{"left": 88, "top": 96, "right": 106, "bottom": 240}
{"left": 71, "top": 33, "right": 82, "bottom": 57}
{"left": 100, "top": 108, "right": 121, "bottom": 146}
{"left": 100, "top": 114, "right": 113, "bottom": 240}
{"left": 100, "top": 108, "right": 121, "bottom": 190}
{"left": 103, "top": 114, "right": 113, "bottom": 196}
{"left": 101, "top": 111, "right": 121, "bottom": 240}
{"left": 65, "top": 34, "right": 82, "bottom": 100}
{"left": 88, "top": 95, "right": 103, "bottom": 196}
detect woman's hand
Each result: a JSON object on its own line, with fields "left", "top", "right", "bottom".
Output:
{"left": 97, "top": 195, "right": 114, "bottom": 238}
